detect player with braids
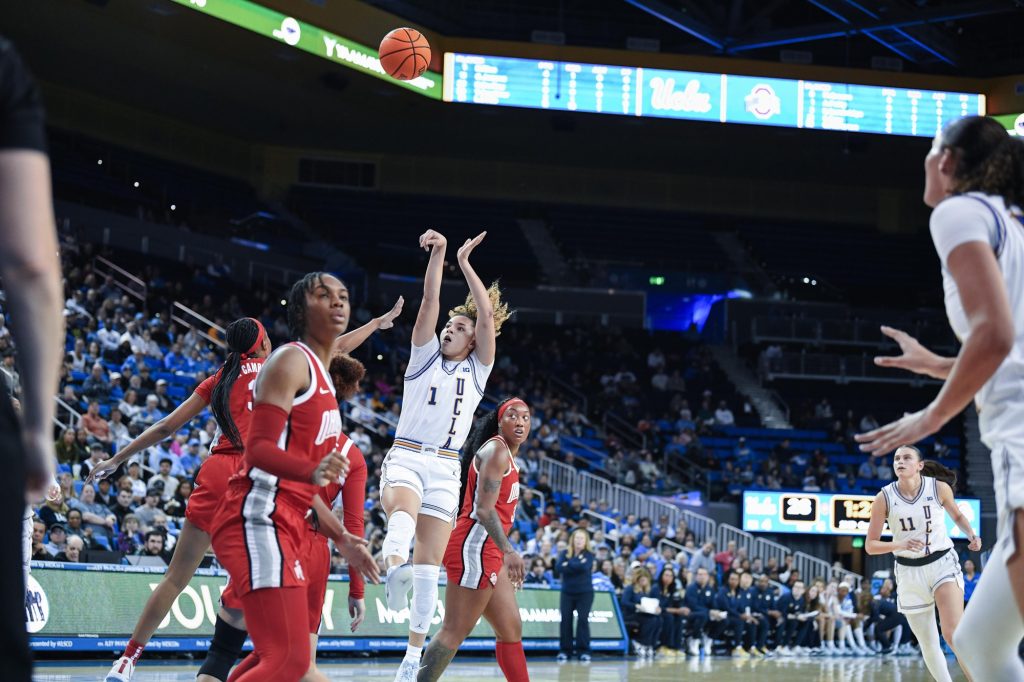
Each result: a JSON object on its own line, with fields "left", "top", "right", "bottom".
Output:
{"left": 381, "top": 230, "right": 512, "bottom": 682}
{"left": 866, "top": 445, "right": 979, "bottom": 681}
{"left": 858, "top": 116, "right": 1024, "bottom": 680}
{"left": 97, "top": 317, "right": 273, "bottom": 682}
{"left": 210, "top": 271, "right": 393, "bottom": 682}
{"left": 417, "top": 397, "right": 531, "bottom": 682}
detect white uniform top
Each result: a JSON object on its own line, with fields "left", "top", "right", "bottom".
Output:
{"left": 931, "top": 192, "right": 1024, "bottom": 448}
{"left": 394, "top": 335, "right": 493, "bottom": 452}
{"left": 882, "top": 476, "right": 953, "bottom": 560}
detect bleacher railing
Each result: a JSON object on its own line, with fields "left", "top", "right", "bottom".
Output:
{"left": 716, "top": 524, "right": 865, "bottom": 588}
{"left": 539, "top": 455, "right": 718, "bottom": 547}
{"left": 832, "top": 566, "right": 864, "bottom": 591}
{"left": 170, "top": 302, "right": 226, "bottom": 350}
{"left": 602, "top": 411, "right": 646, "bottom": 450}
{"left": 657, "top": 537, "right": 697, "bottom": 562}
{"left": 762, "top": 350, "right": 943, "bottom": 385}
{"left": 92, "top": 256, "right": 147, "bottom": 304}
{"left": 582, "top": 510, "right": 619, "bottom": 548}
{"left": 54, "top": 395, "right": 81, "bottom": 431}
{"left": 752, "top": 316, "right": 956, "bottom": 352}
{"left": 792, "top": 551, "right": 832, "bottom": 585}
{"left": 549, "top": 375, "right": 589, "bottom": 414}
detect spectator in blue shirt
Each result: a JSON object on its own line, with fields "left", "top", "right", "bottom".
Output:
{"left": 739, "top": 572, "right": 769, "bottom": 655}
{"left": 653, "top": 565, "right": 689, "bottom": 655}
{"left": 120, "top": 348, "right": 148, "bottom": 376}
{"left": 753, "top": 574, "right": 783, "bottom": 653}
{"left": 524, "top": 557, "right": 554, "bottom": 587}
{"left": 963, "top": 559, "right": 979, "bottom": 604}
{"left": 81, "top": 362, "right": 111, "bottom": 403}
{"left": 776, "top": 580, "right": 813, "bottom": 654}
{"left": 621, "top": 567, "right": 661, "bottom": 657}
{"left": 178, "top": 439, "right": 203, "bottom": 477}
{"left": 556, "top": 529, "right": 596, "bottom": 662}
{"left": 718, "top": 571, "right": 753, "bottom": 656}
{"left": 684, "top": 567, "right": 715, "bottom": 656}
{"left": 631, "top": 533, "right": 657, "bottom": 565}
{"left": 133, "top": 394, "right": 164, "bottom": 428}
{"left": 163, "top": 342, "right": 187, "bottom": 371}
{"left": 67, "top": 483, "right": 116, "bottom": 544}
{"left": 618, "top": 513, "right": 641, "bottom": 539}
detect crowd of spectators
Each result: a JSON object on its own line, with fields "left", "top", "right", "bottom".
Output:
{"left": 7, "top": 228, "right": 969, "bottom": 666}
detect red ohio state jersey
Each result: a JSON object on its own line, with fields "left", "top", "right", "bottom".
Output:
{"left": 456, "top": 435, "right": 520, "bottom": 531}
{"left": 194, "top": 358, "right": 265, "bottom": 456}
{"left": 233, "top": 341, "right": 343, "bottom": 512}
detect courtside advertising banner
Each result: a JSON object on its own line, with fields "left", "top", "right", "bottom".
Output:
{"left": 27, "top": 564, "right": 626, "bottom": 652}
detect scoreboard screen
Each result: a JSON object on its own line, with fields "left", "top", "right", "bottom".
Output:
{"left": 743, "top": 491, "right": 981, "bottom": 537}
{"left": 443, "top": 52, "right": 985, "bottom": 137}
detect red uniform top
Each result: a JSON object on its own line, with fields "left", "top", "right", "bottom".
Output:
{"left": 456, "top": 435, "right": 520, "bottom": 533}
{"left": 231, "top": 342, "right": 343, "bottom": 513}
{"left": 194, "top": 358, "right": 265, "bottom": 456}
{"left": 315, "top": 436, "right": 368, "bottom": 599}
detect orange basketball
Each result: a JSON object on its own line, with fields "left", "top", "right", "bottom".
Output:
{"left": 378, "top": 28, "right": 431, "bottom": 81}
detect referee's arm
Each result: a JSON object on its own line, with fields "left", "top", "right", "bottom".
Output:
{"left": 0, "top": 39, "right": 63, "bottom": 495}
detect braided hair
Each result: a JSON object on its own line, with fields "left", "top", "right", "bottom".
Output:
{"left": 460, "top": 397, "right": 522, "bottom": 502}
{"left": 210, "top": 318, "right": 262, "bottom": 450}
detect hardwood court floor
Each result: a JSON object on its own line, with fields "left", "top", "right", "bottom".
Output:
{"left": 33, "top": 655, "right": 963, "bottom": 681}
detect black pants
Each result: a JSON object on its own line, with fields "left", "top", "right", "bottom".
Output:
{"left": 560, "top": 591, "right": 594, "bottom": 656}
{"left": 0, "top": 395, "right": 30, "bottom": 681}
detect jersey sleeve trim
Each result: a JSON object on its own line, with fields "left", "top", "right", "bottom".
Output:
{"left": 466, "top": 355, "right": 484, "bottom": 395}
{"left": 881, "top": 485, "right": 890, "bottom": 517}
{"left": 960, "top": 195, "right": 1007, "bottom": 257}
{"left": 404, "top": 350, "right": 440, "bottom": 382}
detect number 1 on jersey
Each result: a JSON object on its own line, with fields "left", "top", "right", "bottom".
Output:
{"left": 428, "top": 386, "right": 437, "bottom": 405}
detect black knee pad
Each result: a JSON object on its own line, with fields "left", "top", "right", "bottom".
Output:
{"left": 198, "top": 615, "right": 247, "bottom": 681}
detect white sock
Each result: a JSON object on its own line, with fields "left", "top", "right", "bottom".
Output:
{"left": 953, "top": 535, "right": 1024, "bottom": 680}
{"left": 890, "top": 625, "right": 903, "bottom": 649}
{"left": 905, "top": 611, "right": 951, "bottom": 682}
{"left": 404, "top": 644, "right": 423, "bottom": 661}
{"left": 854, "top": 626, "right": 867, "bottom": 650}
{"left": 409, "top": 564, "right": 441, "bottom": 635}
{"left": 382, "top": 511, "right": 416, "bottom": 563}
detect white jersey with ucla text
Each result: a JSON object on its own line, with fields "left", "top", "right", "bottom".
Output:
{"left": 395, "top": 335, "right": 492, "bottom": 452}
{"left": 931, "top": 192, "right": 1024, "bottom": 523}
{"left": 883, "top": 476, "right": 953, "bottom": 560}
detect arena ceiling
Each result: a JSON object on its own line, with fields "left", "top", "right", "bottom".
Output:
{"left": 369, "top": 0, "right": 1024, "bottom": 77}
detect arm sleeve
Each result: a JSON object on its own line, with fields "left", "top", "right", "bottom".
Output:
{"left": 929, "top": 195, "right": 999, "bottom": 266}
{"left": 244, "top": 403, "right": 317, "bottom": 482}
{"left": 342, "top": 446, "right": 367, "bottom": 600}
